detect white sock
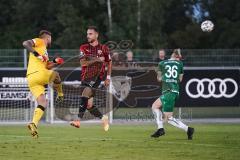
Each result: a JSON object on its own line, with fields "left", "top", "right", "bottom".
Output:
{"left": 167, "top": 117, "right": 188, "bottom": 132}
{"left": 152, "top": 108, "right": 163, "bottom": 129}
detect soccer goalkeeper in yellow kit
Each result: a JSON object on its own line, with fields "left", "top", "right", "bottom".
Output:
{"left": 23, "top": 30, "right": 64, "bottom": 138}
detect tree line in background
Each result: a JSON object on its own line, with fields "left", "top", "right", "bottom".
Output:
{"left": 0, "top": 0, "right": 239, "bottom": 49}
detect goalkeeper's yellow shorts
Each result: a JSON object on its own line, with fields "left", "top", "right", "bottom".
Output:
{"left": 27, "top": 70, "right": 53, "bottom": 99}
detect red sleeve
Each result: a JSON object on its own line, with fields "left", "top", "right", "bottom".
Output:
{"left": 79, "top": 45, "right": 87, "bottom": 59}
{"left": 103, "top": 45, "right": 111, "bottom": 62}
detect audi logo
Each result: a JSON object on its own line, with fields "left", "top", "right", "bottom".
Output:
{"left": 185, "top": 78, "right": 238, "bottom": 98}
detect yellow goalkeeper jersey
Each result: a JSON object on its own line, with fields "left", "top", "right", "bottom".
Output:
{"left": 26, "top": 38, "right": 49, "bottom": 76}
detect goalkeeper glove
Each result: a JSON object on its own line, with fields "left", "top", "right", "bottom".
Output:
{"left": 53, "top": 57, "right": 64, "bottom": 65}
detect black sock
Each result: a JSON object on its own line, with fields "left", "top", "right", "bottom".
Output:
{"left": 78, "top": 97, "right": 88, "bottom": 118}
{"left": 88, "top": 105, "right": 103, "bottom": 119}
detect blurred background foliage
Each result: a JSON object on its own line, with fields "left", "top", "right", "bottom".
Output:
{"left": 0, "top": 0, "right": 239, "bottom": 49}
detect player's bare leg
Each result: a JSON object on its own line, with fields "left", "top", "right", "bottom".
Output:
{"left": 49, "top": 71, "right": 64, "bottom": 102}
{"left": 151, "top": 98, "right": 165, "bottom": 138}
{"left": 27, "top": 94, "right": 47, "bottom": 138}
{"left": 164, "top": 112, "right": 194, "bottom": 140}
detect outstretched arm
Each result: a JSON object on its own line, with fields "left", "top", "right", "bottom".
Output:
{"left": 22, "top": 40, "right": 38, "bottom": 56}
{"left": 23, "top": 39, "right": 48, "bottom": 62}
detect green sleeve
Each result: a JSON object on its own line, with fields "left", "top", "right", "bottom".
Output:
{"left": 158, "top": 61, "right": 163, "bottom": 72}
{"left": 180, "top": 61, "right": 184, "bottom": 74}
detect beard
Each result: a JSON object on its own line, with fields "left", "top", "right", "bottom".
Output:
{"left": 88, "top": 38, "right": 96, "bottom": 43}
{"left": 47, "top": 42, "right": 51, "bottom": 48}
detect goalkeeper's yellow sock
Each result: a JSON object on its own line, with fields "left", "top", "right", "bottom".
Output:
{"left": 55, "top": 83, "right": 64, "bottom": 97}
{"left": 32, "top": 105, "right": 45, "bottom": 126}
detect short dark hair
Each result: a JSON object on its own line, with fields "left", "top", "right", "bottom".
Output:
{"left": 87, "top": 26, "right": 98, "bottom": 33}
{"left": 39, "top": 30, "right": 52, "bottom": 37}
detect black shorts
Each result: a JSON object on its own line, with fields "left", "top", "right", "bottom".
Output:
{"left": 81, "top": 76, "right": 102, "bottom": 97}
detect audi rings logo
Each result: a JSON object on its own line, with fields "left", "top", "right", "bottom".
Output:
{"left": 185, "top": 78, "right": 238, "bottom": 98}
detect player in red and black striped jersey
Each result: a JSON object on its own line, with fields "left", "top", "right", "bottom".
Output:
{"left": 70, "top": 26, "right": 112, "bottom": 131}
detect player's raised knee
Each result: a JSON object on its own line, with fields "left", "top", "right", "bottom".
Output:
{"left": 37, "top": 94, "right": 48, "bottom": 107}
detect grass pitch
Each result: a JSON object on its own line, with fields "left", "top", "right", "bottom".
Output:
{"left": 0, "top": 123, "right": 239, "bottom": 160}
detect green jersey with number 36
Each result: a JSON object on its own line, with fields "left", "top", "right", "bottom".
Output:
{"left": 158, "top": 59, "right": 183, "bottom": 94}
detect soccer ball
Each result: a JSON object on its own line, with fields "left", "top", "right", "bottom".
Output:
{"left": 201, "top": 20, "right": 214, "bottom": 32}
